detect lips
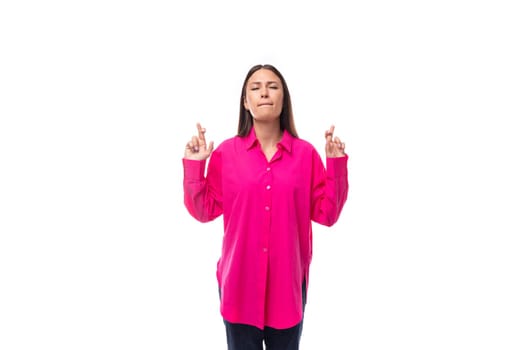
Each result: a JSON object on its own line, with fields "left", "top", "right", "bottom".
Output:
{"left": 258, "top": 102, "right": 273, "bottom": 107}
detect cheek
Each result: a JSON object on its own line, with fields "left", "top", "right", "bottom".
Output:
{"left": 246, "top": 94, "right": 257, "bottom": 108}
{"left": 276, "top": 96, "right": 284, "bottom": 111}
{"left": 244, "top": 97, "right": 252, "bottom": 110}
{"left": 276, "top": 92, "right": 284, "bottom": 104}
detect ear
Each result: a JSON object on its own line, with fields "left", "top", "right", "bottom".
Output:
{"left": 243, "top": 97, "right": 249, "bottom": 110}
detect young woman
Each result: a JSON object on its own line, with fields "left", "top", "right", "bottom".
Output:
{"left": 183, "top": 64, "right": 349, "bottom": 350}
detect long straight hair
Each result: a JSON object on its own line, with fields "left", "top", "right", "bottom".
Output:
{"left": 237, "top": 64, "right": 298, "bottom": 137}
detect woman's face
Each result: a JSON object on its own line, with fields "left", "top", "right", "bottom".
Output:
{"left": 244, "top": 69, "right": 284, "bottom": 123}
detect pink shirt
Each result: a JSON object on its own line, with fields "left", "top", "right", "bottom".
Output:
{"left": 183, "top": 127, "right": 348, "bottom": 330}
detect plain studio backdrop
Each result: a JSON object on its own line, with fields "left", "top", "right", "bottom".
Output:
{"left": 1, "top": 1, "right": 524, "bottom": 349}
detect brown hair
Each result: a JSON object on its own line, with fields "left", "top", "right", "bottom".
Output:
{"left": 237, "top": 64, "right": 298, "bottom": 137}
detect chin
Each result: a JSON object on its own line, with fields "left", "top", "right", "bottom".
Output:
{"left": 253, "top": 114, "right": 280, "bottom": 122}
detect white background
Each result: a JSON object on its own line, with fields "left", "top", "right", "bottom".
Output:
{"left": 1, "top": 0, "right": 524, "bottom": 349}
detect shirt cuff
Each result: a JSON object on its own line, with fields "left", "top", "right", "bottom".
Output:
{"left": 183, "top": 158, "right": 207, "bottom": 180}
{"left": 326, "top": 154, "right": 348, "bottom": 178}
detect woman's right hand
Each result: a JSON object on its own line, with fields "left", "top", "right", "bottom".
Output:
{"left": 184, "top": 123, "right": 214, "bottom": 160}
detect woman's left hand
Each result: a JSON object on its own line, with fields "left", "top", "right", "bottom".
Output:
{"left": 325, "top": 125, "right": 346, "bottom": 158}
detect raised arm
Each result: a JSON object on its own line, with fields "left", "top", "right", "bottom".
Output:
{"left": 183, "top": 123, "right": 222, "bottom": 222}
{"left": 311, "top": 125, "right": 349, "bottom": 226}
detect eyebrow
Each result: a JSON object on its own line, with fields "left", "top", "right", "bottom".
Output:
{"left": 249, "top": 81, "right": 280, "bottom": 85}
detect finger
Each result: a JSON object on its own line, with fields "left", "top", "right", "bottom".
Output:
{"left": 197, "top": 123, "right": 206, "bottom": 143}
{"left": 325, "top": 125, "right": 335, "bottom": 142}
{"left": 191, "top": 136, "right": 200, "bottom": 151}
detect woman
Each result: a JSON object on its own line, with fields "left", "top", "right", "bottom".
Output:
{"left": 183, "top": 64, "right": 349, "bottom": 349}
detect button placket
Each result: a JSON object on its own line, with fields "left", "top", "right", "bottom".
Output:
{"left": 262, "top": 163, "right": 273, "bottom": 255}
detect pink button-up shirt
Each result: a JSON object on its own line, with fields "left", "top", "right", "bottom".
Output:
{"left": 183, "top": 127, "right": 348, "bottom": 330}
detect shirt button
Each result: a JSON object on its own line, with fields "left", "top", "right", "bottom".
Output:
{"left": 266, "top": 167, "right": 271, "bottom": 171}
{"left": 263, "top": 248, "right": 268, "bottom": 253}
{"left": 265, "top": 206, "right": 270, "bottom": 211}
{"left": 266, "top": 185, "right": 271, "bottom": 190}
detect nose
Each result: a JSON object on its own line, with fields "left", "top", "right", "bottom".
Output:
{"left": 260, "top": 87, "right": 269, "bottom": 97}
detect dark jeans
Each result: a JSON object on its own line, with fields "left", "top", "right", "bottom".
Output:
{"left": 224, "top": 319, "right": 303, "bottom": 350}
{"left": 222, "top": 280, "right": 307, "bottom": 350}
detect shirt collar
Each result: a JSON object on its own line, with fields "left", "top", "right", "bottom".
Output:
{"left": 278, "top": 129, "right": 293, "bottom": 153}
{"left": 243, "top": 127, "right": 293, "bottom": 153}
{"left": 244, "top": 127, "right": 259, "bottom": 150}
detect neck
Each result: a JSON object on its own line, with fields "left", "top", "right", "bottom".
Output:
{"left": 253, "top": 120, "right": 282, "bottom": 148}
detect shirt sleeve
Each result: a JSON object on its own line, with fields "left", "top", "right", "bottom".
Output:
{"left": 310, "top": 151, "right": 349, "bottom": 226}
{"left": 182, "top": 149, "right": 223, "bottom": 223}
